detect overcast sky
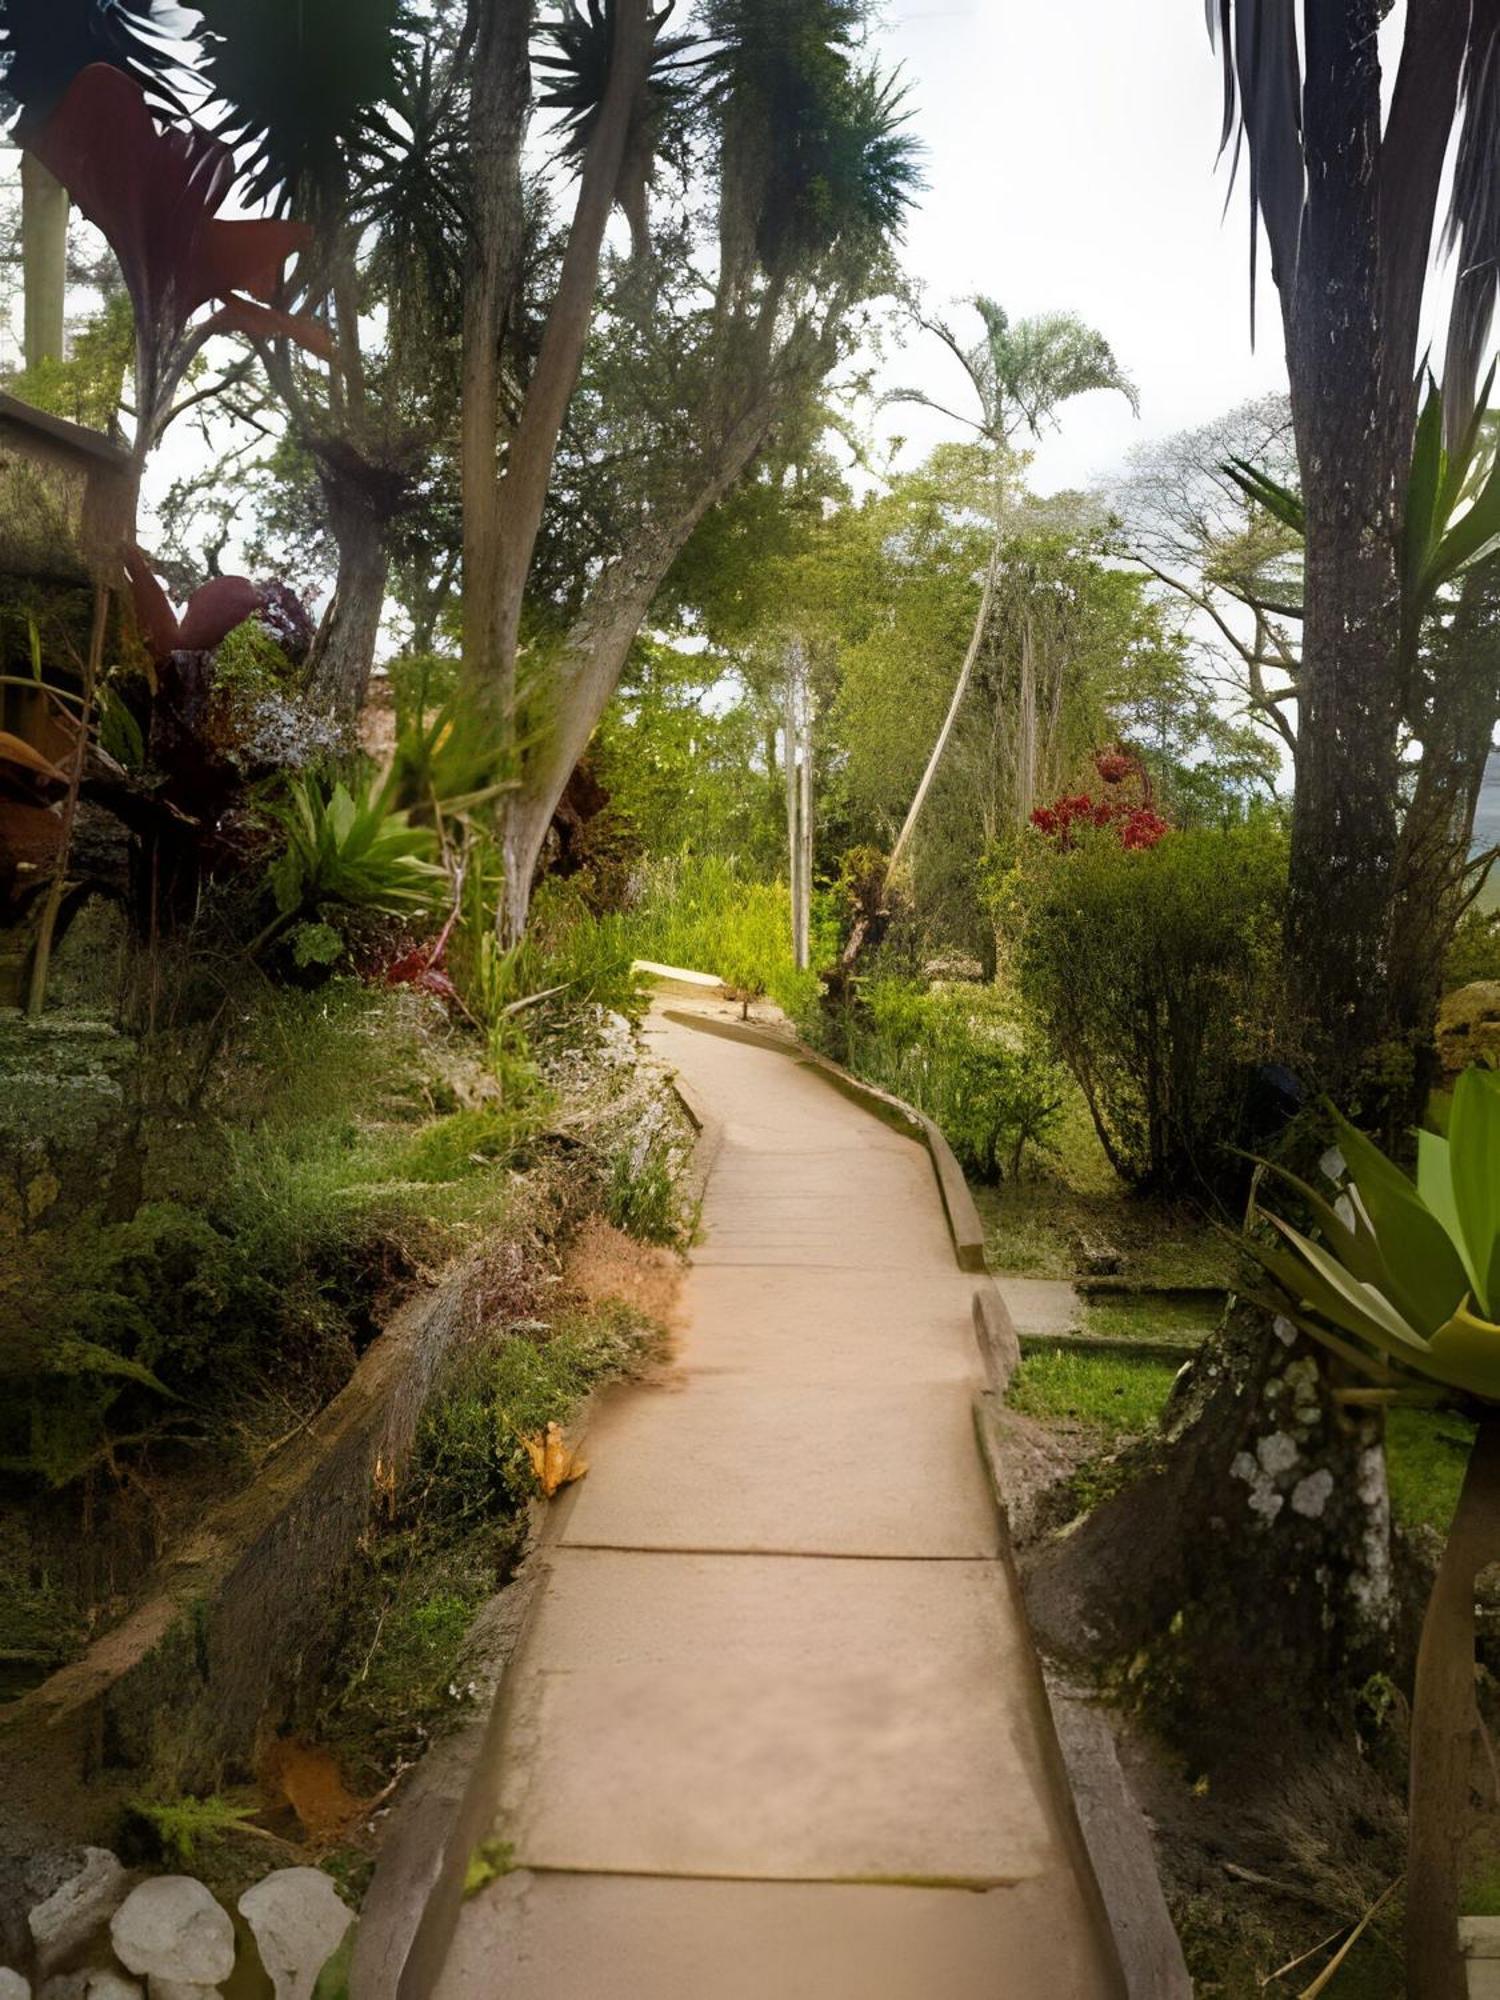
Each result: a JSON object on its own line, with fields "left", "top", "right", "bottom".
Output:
{"left": 867, "top": 0, "right": 1290, "bottom": 493}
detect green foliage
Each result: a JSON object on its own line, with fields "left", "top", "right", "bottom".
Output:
{"left": 611, "top": 852, "right": 823, "bottom": 1019}
{"left": 605, "top": 1137, "right": 685, "bottom": 1245}
{"left": 593, "top": 641, "right": 784, "bottom": 869}
{"left": 1386, "top": 1407, "right": 1476, "bottom": 1535}
{"left": 1245, "top": 1066, "right": 1500, "bottom": 1401}
{"left": 1, "top": 983, "right": 532, "bottom": 1487}
{"left": 126, "top": 1794, "right": 260, "bottom": 1866}
{"left": 1018, "top": 820, "right": 1287, "bottom": 1189}
{"left": 839, "top": 978, "right": 1064, "bottom": 1181}
{"left": 320, "top": 1301, "right": 662, "bottom": 1777}
{"left": 7, "top": 292, "right": 135, "bottom": 435}
{"left": 1444, "top": 907, "right": 1500, "bottom": 991}
{"left": 464, "top": 1838, "right": 516, "bottom": 1898}
{"left": 265, "top": 766, "right": 446, "bottom": 931}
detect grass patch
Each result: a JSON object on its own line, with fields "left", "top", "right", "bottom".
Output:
{"left": 1082, "top": 1293, "right": 1221, "bottom": 1345}
{"left": 1009, "top": 1348, "right": 1181, "bottom": 1442}
{"left": 977, "top": 1080, "right": 1232, "bottom": 1284}
{"left": 1386, "top": 1406, "right": 1476, "bottom": 1537}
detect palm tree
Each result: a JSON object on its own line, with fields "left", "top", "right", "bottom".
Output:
{"left": 193, "top": 0, "right": 468, "bottom": 718}
{"left": 1209, "top": 0, "right": 1500, "bottom": 1089}
{"left": 880, "top": 299, "right": 1136, "bottom": 884}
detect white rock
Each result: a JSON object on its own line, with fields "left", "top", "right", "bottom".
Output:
{"left": 0, "top": 1968, "right": 31, "bottom": 2000}
{"left": 108, "top": 1882, "right": 233, "bottom": 1988}
{"left": 145, "top": 1981, "right": 219, "bottom": 2000}
{"left": 85, "top": 1976, "right": 144, "bottom": 2000}
{"left": 28, "top": 1852, "right": 130, "bottom": 1975}
{"left": 237, "top": 1872, "right": 351, "bottom": 2000}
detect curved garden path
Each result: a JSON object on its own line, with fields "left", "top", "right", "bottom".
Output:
{"left": 434, "top": 995, "right": 1123, "bottom": 1998}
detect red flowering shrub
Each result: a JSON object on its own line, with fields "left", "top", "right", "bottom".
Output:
{"left": 1030, "top": 752, "right": 1169, "bottom": 853}
{"left": 1030, "top": 792, "right": 1169, "bottom": 852}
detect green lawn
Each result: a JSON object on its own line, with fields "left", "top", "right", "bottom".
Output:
{"left": 977, "top": 1082, "right": 1233, "bottom": 1287}
{"left": 1009, "top": 1348, "right": 1182, "bottom": 1442}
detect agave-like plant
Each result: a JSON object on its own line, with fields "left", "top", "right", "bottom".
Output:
{"left": 1247, "top": 1071, "right": 1500, "bottom": 2000}
{"left": 264, "top": 765, "right": 446, "bottom": 935}
{"left": 1246, "top": 1066, "right": 1500, "bottom": 1398}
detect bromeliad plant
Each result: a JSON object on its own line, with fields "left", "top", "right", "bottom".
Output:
{"left": 257, "top": 765, "right": 446, "bottom": 962}
{"left": 1246, "top": 1067, "right": 1500, "bottom": 1998}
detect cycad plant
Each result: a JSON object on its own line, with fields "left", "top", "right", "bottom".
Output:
{"left": 1246, "top": 1067, "right": 1500, "bottom": 1997}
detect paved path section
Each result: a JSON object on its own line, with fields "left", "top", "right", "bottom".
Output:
{"left": 436, "top": 1005, "right": 1122, "bottom": 1999}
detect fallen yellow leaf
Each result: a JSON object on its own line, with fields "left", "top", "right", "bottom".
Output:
{"left": 523, "top": 1421, "right": 588, "bottom": 1498}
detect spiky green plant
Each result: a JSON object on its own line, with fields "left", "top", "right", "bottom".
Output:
{"left": 1246, "top": 1068, "right": 1500, "bottom": 1400}
{"left": 1247, "top": 1068, "right": 1500, "bottom": 2000}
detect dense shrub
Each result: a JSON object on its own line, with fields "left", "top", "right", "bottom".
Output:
{"left": 1444, "top": 906, "right": 1500, "bottom": 992}
{"left": 1018, "top": 821, "right": 1286, "bottom": 1190}
{"left": 839, "top": 979, "right": 1064, "bottom": 1181}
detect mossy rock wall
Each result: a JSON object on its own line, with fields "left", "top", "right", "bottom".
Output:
{"left": 0, "top": 1248, "right": 498, "bottom": 1841}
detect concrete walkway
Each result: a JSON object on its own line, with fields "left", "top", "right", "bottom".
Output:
{"left": 434, "top": 1005, "right": 1122, "bottom": 1999}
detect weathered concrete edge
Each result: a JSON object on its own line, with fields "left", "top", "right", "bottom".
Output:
{"left": 659, "top": 1008, "right": 989, "bottom": 1276}
{"left": 973, "top": 1394, "right": 1190, "bottom": 1998}
{"left": 973, "top": 1279, "right": 1021, "bottom": 1390}
{"left": 350, "top": 1550, "right": 544, "bottom": 2000}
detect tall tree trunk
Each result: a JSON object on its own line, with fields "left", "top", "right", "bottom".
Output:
{"left": 460, "top": 0, "right": 532, "bottom": 730}
{"left": 1387, "top": 561, "right": 1500, "bottom": 1094}
{"left": 1025, "top": 1303, "right": 1394, "bottom": 1763}
{"left": 887, "top": 481, "right": 1003, "bottom": 883}
{"left": 461, "top": 0, "right": 650, "bottom": 764}
{"left": 1406, "top": 1416, "right": 1500, "bottom": 2000}
{"left": 303, "top": 466, "right": 391, "bottom": 721}
{"left": 20, "top": 153, "right": 67, "bottom": 372}
{"left": 1282, "top": 0, "right": 1407, "bottom": 1094}
{"left": 495, "top": 391, "right": 781, "bottom": 939}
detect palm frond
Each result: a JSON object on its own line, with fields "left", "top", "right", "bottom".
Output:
{"left": 195, "top": 0, "right": 403, "bottom": 211}
{"left": 0, "top": 0, "right": 194, "bottom": 129}
{"left": 1207, "top": 0, "right": 1306, "bottom": 327}
{"left": 1442, "top": 7, "right": 1500, "bottom": 443}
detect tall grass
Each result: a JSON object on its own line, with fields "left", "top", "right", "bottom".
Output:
{"left": 609, "top": 853, "right": 826, "bottom": 1019}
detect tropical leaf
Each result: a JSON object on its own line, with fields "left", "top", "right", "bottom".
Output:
{"left": 1448, "top": 1066, "right": 1500, "bottom": 1319}
{"left": 1223, "top": 454, "right": 1305, "bottom": 535}
{"left": 1328, "top": 1110, "right": 1470, "bottom": 1333}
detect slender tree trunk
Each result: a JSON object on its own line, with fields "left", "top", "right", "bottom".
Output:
{"left": 461, "top": 0, "right": 650, "bottom": 765}
{"left": 1406, "top": 1417, "right": 1500, "bottom": 2000}
{"left": 799, "top": 716, "right": 814, "bottom": 970}
{"left": 1282, "top": 0, "right": 1408, "bottom": 1092}
{"left": 495, "top": 391, "right": 781, "bottom": 939}
{"left": 784, "top": 658, "right": 803, "bottom": 968}
{"left": 1387, "top": 562, "right": 1500, "bottom": 1093}
{"left": 303, "top": 469, "right": 391, "bottom": 722}
{"left": 887, "top": 489, "right": 1003, "bottom": 883}
{"left": 20, "top": 153, "right": 67, "bottom": 372}
{"left": 460, "top": 0, "right": 532, "bottom": 730}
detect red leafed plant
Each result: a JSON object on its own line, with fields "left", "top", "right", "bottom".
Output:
{"left": 1031, "top": 749, "right": 1169, "bottom": 853}
{"left": 27, "top": 63, "right": 331, "bottom": 480}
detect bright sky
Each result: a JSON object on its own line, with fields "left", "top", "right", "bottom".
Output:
{"left": 868, "top": 0, "right": 1290, "bottom": 493}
